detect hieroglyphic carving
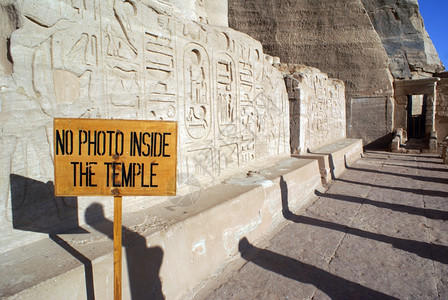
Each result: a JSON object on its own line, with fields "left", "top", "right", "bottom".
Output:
{"left": 238, "top": 56, "right": 256, "bottom": 163}
{"left": 183, "top": 22, "right": 208, "bottom": 43}
{"left": 252, "top": 91, "right": 269, "bottom": 157}
{"left": 328, "top": 81, "right": 345, "bottom": 132}
{"left": 25, "top": 1, "right": 103, "bottom": 117}
{"left": 264, "top": 89, "right": 284, "bottom": 156}
{"left": 241, "top": 141, "right": 255, "bottom": 163}
{"left": 67, "top": 33, "right": 99, "bottom": 68}
{"left": 105, "top": 25, "right": 138, "bottom": 62}
{"left": 144, "top": 15, "right": 177, "bottom": 120}
{"left": 306, "top": 74, "right": 327, "bottom": 146}
{"left": 107, "top": 67, "right": 140, "bottom": 107}
{"left": 145, "top": 32, "right": 174, "bottom": 85}
{"left": 184, "top": 44, "right": 211, "bottom": 139}
{"left": 3, "top": 1, "right": 293, "bottom": 254}
{"left": 104, "top": 2, "right": 142, "bottom": 113}
{"left": 260, "top": 57, "right": 289, "bottom": 156}
{"left": 215, "top": 32, "right": 236, "bottom": 53}
{"left": 217, "top": 54, "right": 237, "bottom": 137}
{"left": 239, "top": 61, "right": 254, "bottom": 108}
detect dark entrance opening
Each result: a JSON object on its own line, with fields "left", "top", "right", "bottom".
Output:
{"left": 407, "top": 95, "right": 426, "bottom": 138}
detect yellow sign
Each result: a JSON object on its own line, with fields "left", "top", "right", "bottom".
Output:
{"left": 54, "top": 118, "right": 177, "bottom": 196}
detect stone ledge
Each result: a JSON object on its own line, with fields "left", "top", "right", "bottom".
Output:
{"left": 1, "top": 156, "right": 324, "bottom": 300}
{"left": 298, "top": 139, "right": 363, "bottom": 183}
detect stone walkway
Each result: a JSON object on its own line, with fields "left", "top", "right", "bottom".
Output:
{"left": 197, "top": 151, "right": 448, "bottom": 299}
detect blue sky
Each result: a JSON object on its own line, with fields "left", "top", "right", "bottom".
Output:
{"left": 418, "top": 0, "right": 448, "bottom": 70}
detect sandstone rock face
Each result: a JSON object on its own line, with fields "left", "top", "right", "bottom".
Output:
{"left": 361, "top": 0, "right": 444, "bottom": 79}
{"left": 0, "top": 0, "right": 289, "bottom": 253}
{"left": 229, "top": 0, "right": 394, "bottom": 144}
{"left": 281, "top": 64, "right": 346, "bottom": 154}
{"left": 229, "top": 0, "right": 393, "bottom": 98}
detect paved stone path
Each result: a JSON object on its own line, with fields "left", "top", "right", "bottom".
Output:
{"left": 199, "top": 151, "right": 448, "bottom": 299}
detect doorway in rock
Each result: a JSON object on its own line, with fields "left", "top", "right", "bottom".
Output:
{"left": 407, "top": 94, "right": 426, "bottom": 138}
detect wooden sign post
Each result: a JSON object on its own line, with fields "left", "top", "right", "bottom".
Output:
{"left": 114, "top": 195, "right": 122, "bottom": 300}
{"left": 54, "top": 118, "right": 177, "bottom": 300}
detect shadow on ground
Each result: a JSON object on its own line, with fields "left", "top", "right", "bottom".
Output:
{"left": 337, "top": 178, "right": 448, "bottom": 198}
{"left": 281, "top": 177, "right": 448, "bottom": 265}
{"left": 314, "top": 190, "right": 448, "bottom": 221}
{"left": 345, "top": 165, "right": 448, "bottom": 185}
{"left": 238, "top": 237, "right": 398, "bottom": 299}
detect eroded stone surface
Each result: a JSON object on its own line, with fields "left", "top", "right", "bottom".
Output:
{"left": 228, "top": 0, "right": 393, "bottom": 145}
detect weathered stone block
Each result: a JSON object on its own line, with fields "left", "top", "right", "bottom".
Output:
{"left": 280, "top": 64, "right": 346, "bottom": 153}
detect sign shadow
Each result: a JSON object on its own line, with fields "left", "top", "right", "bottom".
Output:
{"left": 10, "top": 174, "right": 79, "bottom": 233}
{"left": 85, "top": 203, "right": 165, "bottom": 299}
{"left": 9, "top": 174, "right": 95, "bottom": 300}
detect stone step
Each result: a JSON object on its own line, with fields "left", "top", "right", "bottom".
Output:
{"left": 300, "top": 139, "right": 363, "bottom": 184}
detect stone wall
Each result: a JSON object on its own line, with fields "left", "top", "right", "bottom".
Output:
{"left": 282, "top": 64, "right": 346, "bottom": 153}
{"left": 436, "top": 78, "right": 448, "bottom": 139}
{"left": 0, "top": 0, "right": 289, "bottom": 253}
{"left": 437, "top": 79, "right": 448, "bottom": 117}
{"left": 228, "top": 0, "right": 394, "bottom": 145}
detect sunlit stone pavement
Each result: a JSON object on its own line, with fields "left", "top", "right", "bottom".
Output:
{"left": 199, "top": 151, "right": 448, "bottom": 299}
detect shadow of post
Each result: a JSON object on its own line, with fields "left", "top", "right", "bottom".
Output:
{"left": 49, "top": 234, "right": 95, "bottom": 299}
{"left": 85, "top": 203, "right": 165, "bottom": 300}
{"left": 238, "top": 237, "right": 398, "bottom": 299}
{"left": 280, "top": 176, "right": 292, "bottom": 219}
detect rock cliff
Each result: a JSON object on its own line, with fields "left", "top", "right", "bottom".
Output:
{"left": 229, "top": 0, "right": 393, "bottom": 99}
{"left": 361, "top": 0, "right": 444, "bottom": 79}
